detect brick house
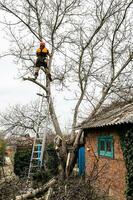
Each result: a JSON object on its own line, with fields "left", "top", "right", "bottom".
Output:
{"left": 79, "top": 102, "right": 133, "bottom": 200}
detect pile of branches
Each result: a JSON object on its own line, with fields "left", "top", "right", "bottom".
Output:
{"left": 50, "top": 176, "right": 109, "bottom": 200}
{"left": 0, "top": 175, "right": 111, "bottom": 200}
{"left": 0, "top": 175, "right": 21, "bottom": 200}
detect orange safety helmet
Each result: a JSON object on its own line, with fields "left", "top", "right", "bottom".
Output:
{"left": 40, "top": 41, "right": 45, "bottom": 48}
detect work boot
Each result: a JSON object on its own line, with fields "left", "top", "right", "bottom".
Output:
{"left": 34, "top": 72, "right": 38, "bottom": 80}
{"left": 48, "top": 73, "right": 52, "bottom": 82}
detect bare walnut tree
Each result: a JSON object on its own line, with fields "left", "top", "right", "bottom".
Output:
{"left": 0, "top": 0, "right": 133, "bottom": 177}
{"left": 0, "top": 100, "right": 51, "bottom": 136}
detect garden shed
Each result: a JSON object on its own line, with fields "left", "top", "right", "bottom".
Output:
{"left": 80, "top": 102, "right": 133, "bottom": 200}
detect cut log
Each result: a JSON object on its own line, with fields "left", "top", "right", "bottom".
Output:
{"left": 66, "top": 129, "right": 83, "bottom": 177}
{"left": 73, "top": 129, "right": 83, "bottom": 148}
{"left": 45, "top": 187, "right": 53, "bottom": 200}
{"left": 79, "top": 131, "right": 84, "bottom": 145}
{"left": 15, "top": 178, "right": 56, "bottom": 200}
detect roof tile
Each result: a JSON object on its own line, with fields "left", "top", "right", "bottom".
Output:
{"left": 80, "top": 102, "right": 133, "bottom": 128}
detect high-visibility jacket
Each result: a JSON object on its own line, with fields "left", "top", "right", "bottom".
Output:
{"left": 36, "top": 47, "right": 49, "bottom": 57}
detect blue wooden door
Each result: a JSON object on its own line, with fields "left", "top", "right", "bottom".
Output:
{"left": 78, "top": 146, "right": 85, "bottom": 176}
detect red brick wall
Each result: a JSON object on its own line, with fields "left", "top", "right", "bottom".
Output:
{"left": 85, "top": 129, "right": 127, "bottom": 200}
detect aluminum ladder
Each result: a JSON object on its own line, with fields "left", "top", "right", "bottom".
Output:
{"left": 28, "top": 95, "right": 49, "bottom": 179}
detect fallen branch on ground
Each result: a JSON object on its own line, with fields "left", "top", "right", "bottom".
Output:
{"left": 15, "top": 178, "right": 56, "bottom": 200}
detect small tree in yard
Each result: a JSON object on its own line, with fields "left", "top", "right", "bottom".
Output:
{"left": 0, "top": 0, "right": 133, "bottom": 179}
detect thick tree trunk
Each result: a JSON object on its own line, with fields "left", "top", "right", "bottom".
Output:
{"left": 48, "top": 95, "right": 63, "bottom": 137}
{"left": 54, "top": 129, "right": 84, "bottom": 178}
{"left": 54, "top": 135, "right": 68, "bottom": 179}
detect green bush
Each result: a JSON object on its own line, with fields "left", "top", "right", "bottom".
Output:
{"left": 0, "top": 139, "right": 6, "bottom": 166}
{"left": 120, "top": 127, "right": 133, "bottom": 199}
{"left": 46, "top": 143, "right": 59, "bottom": 176}
{"left": 32, "top": 143, "right": 59, "bottom": 186}
{"left": 32, "top": 169, "right": 51, "bottom": 187}
{"left": 14, "top": 147, "right": 32, "bottom": 177}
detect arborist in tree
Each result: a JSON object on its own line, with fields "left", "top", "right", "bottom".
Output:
{"left": 34, "top": 41, "right": 52, "bottom": 81}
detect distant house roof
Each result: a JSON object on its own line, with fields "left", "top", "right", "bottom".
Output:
{"left": 80, "top": 102, "right": 133, "bottom": 129}
{"left": 6, "top": 133, "right": 56, "bottom": 147}
{"left": 6, "top": 136, "right": 34, "bottom": 147}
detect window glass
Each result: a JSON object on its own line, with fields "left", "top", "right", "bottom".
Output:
{"left": 106, "top": 140, "right": 111, "bottom": 152}
{"left": 98, "top": 136, "right": 113, "bottom": 158}
{"left": 100, "top": 140, "right": 105, "bottom": 151}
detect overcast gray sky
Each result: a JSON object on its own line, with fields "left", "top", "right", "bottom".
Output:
{"left": 0, "top": 37, "right": 36, "bottom": 107}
